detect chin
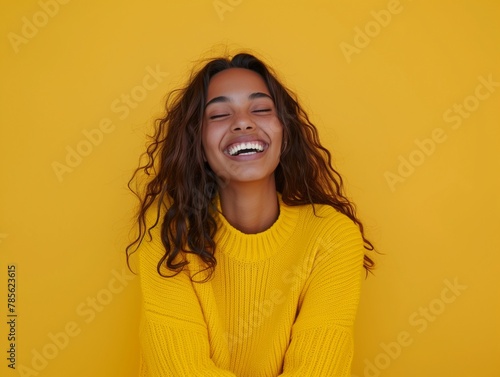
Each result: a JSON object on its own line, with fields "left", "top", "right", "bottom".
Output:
{"left": 227, "top": 171, "right": 276, "bottom": 185}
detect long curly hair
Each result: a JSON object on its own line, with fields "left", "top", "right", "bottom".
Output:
{"left": 126, "top": 52, "right": 375, "bottom": 279}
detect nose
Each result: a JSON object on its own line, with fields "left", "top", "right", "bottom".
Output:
{"left": 231, "top": 112, "right": 255, "bottom": 132}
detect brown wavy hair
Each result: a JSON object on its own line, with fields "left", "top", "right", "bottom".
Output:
{"left": 126, "top": 52, "right": 375, "bottom": 279}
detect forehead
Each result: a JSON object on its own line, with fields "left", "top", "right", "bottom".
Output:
{"left": 207, "top": 68, "right": 270, "bottom": 97}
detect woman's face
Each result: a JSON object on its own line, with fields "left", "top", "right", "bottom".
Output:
{"left": 202, "top": 68, "right": 283, "bottom": 186}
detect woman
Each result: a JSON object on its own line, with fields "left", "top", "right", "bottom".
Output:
{"left": 127, "top": 52, "right": 375, "bottom": 376}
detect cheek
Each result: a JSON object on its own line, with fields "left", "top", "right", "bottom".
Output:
{"left": 201, "top": 127, "right": 221, "bottom": 163}
{"left": 271, "top": 121, "right": 284, "bottom": 144}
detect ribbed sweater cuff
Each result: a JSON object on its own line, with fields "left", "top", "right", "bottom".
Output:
{"left": 140, "top": 319, "right": 236, "bottom": 377}
{"left": 281, "top": 325, "right": 353, "bottom": 376}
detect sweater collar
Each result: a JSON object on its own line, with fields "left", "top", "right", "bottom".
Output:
{"left": 213, "top": 193, "right": 301, "bottom": 261}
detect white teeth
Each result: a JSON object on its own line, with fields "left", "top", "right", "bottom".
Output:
{"left": 227, "top": 142, "right": 265, "bottom": 156}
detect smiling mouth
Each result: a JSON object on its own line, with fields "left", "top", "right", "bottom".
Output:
{"left": 225, "top": 141, "right": 266, "bottom": 156}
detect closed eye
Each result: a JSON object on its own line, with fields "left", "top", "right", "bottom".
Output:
{"left": 209, "top": 113, "right": 230, "bottom": 120}
{"left": 253, "top": 108, "right": 272, "bottom": 113}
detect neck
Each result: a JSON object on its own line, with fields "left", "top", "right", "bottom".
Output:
{"left": 218, "top": 178, "right": 279, "bottom": 234}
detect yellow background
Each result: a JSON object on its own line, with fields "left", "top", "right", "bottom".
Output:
{"left": 1, "top": 1, "right": 499, "bottom": 376}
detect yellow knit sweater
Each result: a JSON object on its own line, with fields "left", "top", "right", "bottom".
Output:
{"left": 138, "top": 195, "right": 365, "bottom": 376}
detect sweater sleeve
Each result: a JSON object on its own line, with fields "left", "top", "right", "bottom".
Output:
{"left": 279, "top": 214, "right": 365, "bottom": 376}
{"left": 138, "top": 216, "right": 236, "bottom": 377}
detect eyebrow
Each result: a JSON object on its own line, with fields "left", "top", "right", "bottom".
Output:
{"left": 204, "top": 92, "right": 273, "bottom": 109}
